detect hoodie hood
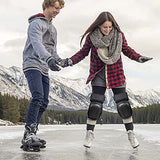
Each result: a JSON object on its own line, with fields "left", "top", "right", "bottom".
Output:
{"left": 28, "top": 13, "right": 47, "bottom": 23}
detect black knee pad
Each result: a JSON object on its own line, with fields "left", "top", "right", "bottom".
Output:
{"left": 117, "top": 101, "right": 132, "bottom": 119}
{"left": 88, "top": 93, "right": 105, "bottom": 120}
{"left": 88, "top": 102, "right": 103, "bottom": 120}
{"left": 114, "top": 92, "right": 132, "bottom": 119}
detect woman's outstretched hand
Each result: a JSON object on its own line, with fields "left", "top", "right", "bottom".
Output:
{"left": 138, "top": 56, "right": 153, "bottom": 63}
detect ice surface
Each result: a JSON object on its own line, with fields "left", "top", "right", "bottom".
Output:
{"left": 0, "top": 124, "right": 160, "bottom": 160}
{"left": 135, "top": 124, "right": 160, "bottom": 145}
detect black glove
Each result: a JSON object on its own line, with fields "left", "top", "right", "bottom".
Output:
{"left": 47, "top": 58, "right": 61, "bottom": 71}
{"left": 138, "top": 56, "right": 153, "bottom": 63}
{"left": 58, "top": 58, "right": 73, "bottom": 68}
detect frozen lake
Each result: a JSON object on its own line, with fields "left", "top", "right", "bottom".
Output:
{"left": 0, "top": 124, "right": 160, "bottom": 160}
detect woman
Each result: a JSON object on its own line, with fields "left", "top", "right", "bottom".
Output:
{"left": 61, "top": 11, "right": 152, "bottom": 149}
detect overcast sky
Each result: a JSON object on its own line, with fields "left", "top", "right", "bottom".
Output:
{"left": 0, "top": 0, "right": 160, "bottom": 91}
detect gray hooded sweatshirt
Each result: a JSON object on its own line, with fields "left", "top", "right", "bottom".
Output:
{"left": 23, "top": 13, "right": 60, "bottom": 76}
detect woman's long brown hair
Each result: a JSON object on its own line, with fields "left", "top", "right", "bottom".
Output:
{"left": 80, "top": 11, "right": 122, "bottom": 45}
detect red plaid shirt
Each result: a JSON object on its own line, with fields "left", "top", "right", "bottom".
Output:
{"left": 70, "top": 33, "right": 142, "bottom": 88}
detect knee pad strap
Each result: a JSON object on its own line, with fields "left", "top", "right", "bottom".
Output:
{"left": 114, "top": 92, "right": 128, "bottom": 103}
{"left": 90, "top": 93, "right": 105, "bottom": 103}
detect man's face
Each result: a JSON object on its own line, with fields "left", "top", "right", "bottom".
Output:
{"left": 47, "top": 1, "right": 62, "bottom": 19}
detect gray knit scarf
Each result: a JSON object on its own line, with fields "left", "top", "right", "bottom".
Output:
{"left": 90, "top": 28, "right": 122, "bottom": 64}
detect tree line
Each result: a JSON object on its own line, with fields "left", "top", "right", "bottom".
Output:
{"left": 0, "top": 93, "right": 29, "bottom": 123}
{"left": 0, "top": 93, "right": 160, "bottom": 124}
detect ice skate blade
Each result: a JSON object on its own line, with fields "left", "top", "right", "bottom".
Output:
{"left": 21, "top": 142, "right": 42, "bottom": 152}
{"left": 40, "top": 145, "right": 46, "bottom": 149}
{"left": 133, "top": 144, "right": 139, "bottom": 151}
{"left": 21, "top": 145, "right": 41, "bottom": 152}
{"left": 20, "top": 144, "right": 46, "bottom": 149}
{"left": 83, "top": 144, "right": 91, "bottom": 149}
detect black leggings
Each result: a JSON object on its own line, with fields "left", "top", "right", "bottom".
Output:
{"left": 91, "top": 86, "right": 133, "bottom": 131}
{"left": 92, "top": 86, "right": 126, "bottom": 95}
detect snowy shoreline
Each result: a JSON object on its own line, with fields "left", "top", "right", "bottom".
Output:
{"left": 0, "top": 119, "right": 15, "bottom": 126}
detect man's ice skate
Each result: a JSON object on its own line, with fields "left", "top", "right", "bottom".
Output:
{"left": 21, "top": 125, "right": 46, "bottom": 150}
{"left": 36, "top": 127, "right": 46, "bottom": 148}
{"left": 21, "top": 124, "right": 42, "bottom": 152}
{"left": 36, "top": 137, "right": 46, "bottom": 148}
{"left": 127, "top": 130, "right": 139, "bottom": 149}
{"left": 83, "top": 130, "right": 94, "bottom": 148}
{"left": 21, "top": 135, "right": 46, "bottom": 149}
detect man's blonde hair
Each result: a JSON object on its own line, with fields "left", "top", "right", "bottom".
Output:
{"left": 42, "top": 0, "right": 65, "bottom": 11}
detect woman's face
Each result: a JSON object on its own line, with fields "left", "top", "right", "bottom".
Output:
{"left": 99, "top": 21, "right": 112, "bottom": 36}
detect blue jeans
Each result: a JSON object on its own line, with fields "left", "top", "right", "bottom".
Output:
{"left": 24, "top": 70, "right": 49, "bottom": 127}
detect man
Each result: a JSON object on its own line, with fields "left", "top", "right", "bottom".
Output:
{"left": 21, "top": 0, "right": 65, "bottom": 151}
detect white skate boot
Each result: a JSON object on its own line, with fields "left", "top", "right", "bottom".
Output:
{"left": 127, "top": 130, "right": 139, "bottom": 148}
{"left": 83, "top": 130, "right": 94, "bottom": 148}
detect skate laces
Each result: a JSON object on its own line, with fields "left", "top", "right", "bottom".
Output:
{"left": 86, "top": 130, "right": 94, "bottom": 141}
{"left": 25, "top": 133, "right": 40, "bottom": 143}
{"left": 128, "top": 130, "right": 135, "bottom": 141}
{"left": 127, "top": 130, "right": 139, "bottom": 148}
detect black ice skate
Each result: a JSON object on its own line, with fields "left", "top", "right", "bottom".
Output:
{"left": 36, "top": 137, "right": 46, "bottom": 148}
{"left": 21, "top": 124, "right": 43, "bottom": 152}
{"left": 35, "top": 126, "right": 46, "bottom": 148}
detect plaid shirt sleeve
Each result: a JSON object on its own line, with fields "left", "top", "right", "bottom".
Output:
{"left": 122, "top": 33, "right": 142, "bottom": 61}
{"left": 70, "top": 35, "right": 91, "bottom": 65}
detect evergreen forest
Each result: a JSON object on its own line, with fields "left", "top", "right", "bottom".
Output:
{"left": 0, "top": 93, "right": 160, "bottom": 124}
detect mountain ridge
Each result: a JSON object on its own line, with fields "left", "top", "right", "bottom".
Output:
{"left": 0, "top": 65, "right": 159, "bottom": 111}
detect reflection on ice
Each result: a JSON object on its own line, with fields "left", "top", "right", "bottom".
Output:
{"left": 0, "top": 124, "right": 160, "bottom": 160}
{"left": 83, "top": 144, "right": 141, "bottom": 160}
{"left": 22, "top": 153, "right": 42, "bottom": 160}
{"left": 84, "top": 148, "right": 97, "bottom": 160}
{"left": 128, "top": 150, "right": 139, "bottom": 160}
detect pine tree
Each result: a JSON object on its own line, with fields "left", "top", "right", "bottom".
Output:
{"left": 19, "top": 98, "right": 30, "bottom": 122}
{"left": 2, "top": 94, "right": 20, "bottom": 123}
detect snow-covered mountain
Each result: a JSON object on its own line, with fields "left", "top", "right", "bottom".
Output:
{"left": 0, "top": 65, "right": 89, "bottom": 111}
{"left": 0, "top": 65, "right": 159, "bottom": 111}
{"left": 52, "top": 75, "right": 160, "bottom": 109}
{"left": 52, "top": 76, "right": 91, "bottom": 96}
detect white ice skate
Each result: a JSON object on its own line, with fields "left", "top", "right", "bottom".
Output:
{"left": 127, "top": 130, "right": 139, "bottom": 149}
{"left": 83, "top": 130, "right": 94, "bottom": 148}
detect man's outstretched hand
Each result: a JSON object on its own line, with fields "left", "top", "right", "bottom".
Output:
{"left": 47, "top": 58, "right": 61, "bottom": 71}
